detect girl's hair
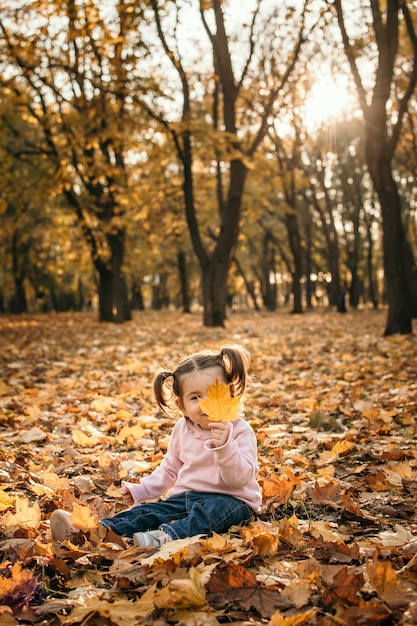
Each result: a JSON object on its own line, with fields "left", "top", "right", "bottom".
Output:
{"left": 153, "top": 344, "right": 251, "bottom": 416}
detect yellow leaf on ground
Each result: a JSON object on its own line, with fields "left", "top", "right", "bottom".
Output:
{"left": 89, "top": 396, "right": 114, "bottom": 412}
{"left": 262, "top": 467, "right": 300, "bottom": 503}
{"left": 136, "top": 583, "right": 158, "bottom": 616}
{"left": 37, "top": 470, "right": 71, "bottom": 490}
{"left": 72, "top": 429, "right": 103, "bottom": 447}
{"left": 59, "top": 598, "right": 142, "bottom": 626}
{"left": 118, "top": 423, "right": 144, "bottom": 442}
{"left": 116, "top": 409, "right": 135, "bottom": 420}
{"left": 0, "top": 487, "right": 15, "bottom": 512}
{"left": 0, "top": 381, "right": 12, "bottom": 396}
{"left": 270, "top": 608, "right": 318, "bottom": 625}
{"left": 0, "top": 498, "right": 41, "bottom": 531}
{"left": 198, "top": 379, "right": 241, "bottom": 422}
{"left": 328, "top": 439, "right": 356, "bottom": 460}
{"left": 240, "top": 520, "right": 280, "bottom": 557}
{"left": 154, "top": 568, "right": 206, "bottom": 609}
{"left": 70, "top": 503, "right": 99, "bottom": 531}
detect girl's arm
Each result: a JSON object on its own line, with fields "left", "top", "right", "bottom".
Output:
{"left": 210, "top": 421, "right": 258, "bottom": 489}
{"left": 122, "top": 421, "right": 183, "bottom": 505}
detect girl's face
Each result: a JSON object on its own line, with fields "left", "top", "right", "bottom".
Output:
{"left": 177, "top": 366, "right": 226, "bottom": 430}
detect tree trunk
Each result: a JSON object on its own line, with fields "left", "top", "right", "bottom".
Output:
{"left": 11, "top": 278, "right": 27, "bottom": 314}
{"left": 131, "top": 281, "right": 144, "bottom": 311}
{"left": 202, "top": 260, "right": 228, "bottom": 327}
{"left": 233, "top": 256, "right": 260, "bottom": 311}
{"left": 334, "top": 0, "right": 417, "bottom": 334}
{"left": 151, "top": 273, "right": 169, "bottom": 310}
{"left": 346, "top": 205, "right": 361, "bottom": 309}
{"left": 11, "top": 232, "right": 28, "bottom": 314}
{"left": 368, "top": 155, "right": 413, "bottom": 333}
{"left": 260, "top": 233, "right": 277, "bottom": 312}
{"left": 198, "top": 160, "right": 248, "bottom": 326}
{"left": 285, "top": 212, "right": 304, "bottom": 314}
{"left": 177, "top": 250, "right": 191, "bottom": 313}
{"left": 304, "top": 210, "right": 314, "bottom": 309}
{"left": 97, "top": 230, "right": 131, "bottom": 323}
{"left": 308, "top": 176, "right": 342, "bottom": 308}
{"left": 364, "top": 215, "right": 378, "bottom": 309}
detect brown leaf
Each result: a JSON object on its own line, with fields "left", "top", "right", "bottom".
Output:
{"left": 207, "top": 562, "right": 257, "bottom": 592}
{"left": 311, "top": 480, "right": 342, "bottom": 506}
{"left": 367, "top": 552, "right": 417, "bottom": 609}
{"left": 312, "top": 537, "right": 360, "bottom": 564}
{"left": 207, "top": 586, "right": 292, "bottom": 619}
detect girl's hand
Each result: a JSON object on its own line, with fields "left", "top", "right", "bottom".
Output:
{"left": 120, "top": 483, "right": 134, "bottom": 507}
{"left": 207, "top": 421, "right": 230, "bottom": 448}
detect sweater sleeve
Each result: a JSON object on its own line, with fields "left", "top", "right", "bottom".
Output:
{"left": 208, "top": 420, "right": 258, "bottom": 489}
{"left": 122, "top": 421, "right": 183, "bottom": 505}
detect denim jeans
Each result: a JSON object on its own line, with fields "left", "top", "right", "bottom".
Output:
{"left": 101, "top": 491, "right": 253, "bottom": 540}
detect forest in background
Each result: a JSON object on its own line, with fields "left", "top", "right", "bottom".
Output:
{"left": 0, "top": 1, "right": 417, "bottom": 333}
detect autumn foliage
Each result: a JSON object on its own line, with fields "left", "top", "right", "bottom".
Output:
{"left": 0, "top": 309, "right": 417, "bottom": 625}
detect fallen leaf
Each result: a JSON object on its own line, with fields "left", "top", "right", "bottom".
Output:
{"left": 198, "top": 379, "right": 241, "bottom": 422}
{"left": 69, "top": 504, "right": 100, "bottom": 532}
{"left": 269, "top": 607, "right": 318, "bottom": 625}
{"left": 0, "top": 488, "right": 15, "bottom": 512}
{"left": 0, "top": 562, "right": 42, "bottom": 613}
{"left": 154, "top": 568, "right": 207, "bottom": 609}
{"left": 367, "top": 552, "right": 417, "bottom": 608}
{"left": 0, "top": 498, "right": 41, "bottom": 533}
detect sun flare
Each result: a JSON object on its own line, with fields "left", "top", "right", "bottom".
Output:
{"left": 304, "top": 78, "right": 355, "bottom": 130}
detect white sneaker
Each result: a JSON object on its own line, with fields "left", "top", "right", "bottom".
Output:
{"left": 50, "top": 510, "right": 80, "bottom": 542}
{"left": 133, "top": 529, "right": 171, "bottom": 548}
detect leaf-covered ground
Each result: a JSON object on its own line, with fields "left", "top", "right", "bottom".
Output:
{"left": 0, "top": 309, "right": 417, "bottom": 626}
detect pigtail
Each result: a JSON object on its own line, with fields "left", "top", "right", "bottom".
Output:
{"left": 220, "top": 344, "right": 251, "bottom": 397}
{"left": 153, "top": 370, "right": 173, "bottom": 413}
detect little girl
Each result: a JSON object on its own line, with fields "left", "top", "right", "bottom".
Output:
{"left": 50, "top": 344, "right": 261, "bottom": 548}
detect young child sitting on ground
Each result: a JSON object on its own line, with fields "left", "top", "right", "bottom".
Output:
{"left": 50, "top": 344, "right": 261, "bottom": 548}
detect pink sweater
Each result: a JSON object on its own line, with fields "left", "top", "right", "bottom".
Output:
{"left": 123, "top": 416, "right": 262, "bottom": 513}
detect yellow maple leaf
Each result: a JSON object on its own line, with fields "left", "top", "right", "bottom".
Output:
{"left": 70, "top": 503, "right": 99, "bottom": 531}
{"left": 198, "top": 379, "right": 241, "bottom": 422}
{"left": 0, "top": 497, "right": 41, "bottom": 531}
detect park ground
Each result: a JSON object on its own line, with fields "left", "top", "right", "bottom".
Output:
{"left": 0, "top": 308, "right": 417, "bottom": 625}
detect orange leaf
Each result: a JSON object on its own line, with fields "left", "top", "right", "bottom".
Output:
{"left": 270, "top": 607, "right": 318, "bottom": 625}
{"left": 0, "top": 562, "right": 41, "bottom": 611}
{"left": 198, "top": 379, "right": 241, "bottom": 422}
{"left": 262, "top": 468, "right": 300, "bottom": 503}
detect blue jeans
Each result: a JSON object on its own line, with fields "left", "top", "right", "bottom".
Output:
{"left": 101, "top": 491, "right": 253, "bottom": 540}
